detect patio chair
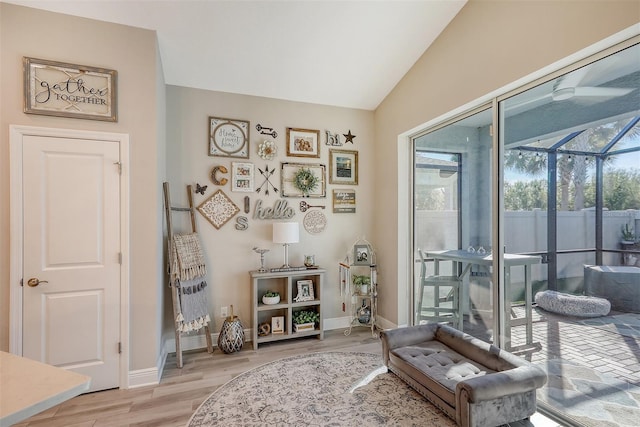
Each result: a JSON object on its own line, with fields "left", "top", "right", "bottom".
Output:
{"left": 417, "top": 249, "right": 462, "bottom": 329}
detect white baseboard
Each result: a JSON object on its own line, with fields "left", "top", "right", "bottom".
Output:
{"left": 128, "top": 367, "right": 161, "bottom": 389}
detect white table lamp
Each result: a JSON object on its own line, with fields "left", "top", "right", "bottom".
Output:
{"left": 273, "top": 222, "right": 299, "bottom": 268}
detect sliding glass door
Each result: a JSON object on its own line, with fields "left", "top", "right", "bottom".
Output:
{"left": 412, "top": 108, "right": 496, "bottom": 342}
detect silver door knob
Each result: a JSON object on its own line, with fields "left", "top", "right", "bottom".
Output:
{"left": 27, "top": 278, "right": 48, "bottom": 287}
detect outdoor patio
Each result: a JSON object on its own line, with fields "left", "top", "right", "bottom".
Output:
{"left": 478, "top": 306, "right": 640, "bottom": 427}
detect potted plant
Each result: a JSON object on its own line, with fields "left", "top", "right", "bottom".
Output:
{"left": 262, "top": 290, "right": 280, "bottom": 305}
{"left": 352, "top": 274, "right": 371, "bottom": 295}
{"left": 621, "top": 224, "right": 635, "bottom": 244}
{"left": 292, "top": 310, "right": 319, "bottom": 332}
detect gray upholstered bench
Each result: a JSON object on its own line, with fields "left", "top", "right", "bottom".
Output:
{"left": 381, "top": 323, "right": 547, "bottom": 427}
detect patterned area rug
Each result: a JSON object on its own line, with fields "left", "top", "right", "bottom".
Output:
{"left": 188, "top": 351, "right": 455, "bottom": 427}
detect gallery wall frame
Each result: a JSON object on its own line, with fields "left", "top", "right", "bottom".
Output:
{"left": 209, "top": 116, "right": 250, "bottom": 158}
{"left": 231, "top": 162, "right": 254, "bottom": 192}
{"left": 23, "top": 57, "right": 117, "bottom": 122}
{"left": 332, "top": 189, "right": 356, "bottom": 213}
{"left": 286, "top": 128, "right": 320, "bottom": 158}
{"left": 281, "top": 162, "right": 326, "bottom": 198}
{"left": 329, "top": 149, "right": 358, "bottom": 185}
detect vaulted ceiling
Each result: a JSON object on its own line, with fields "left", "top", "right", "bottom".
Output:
{"left": 3, "top": 0, "right": 467, "bottom": 110}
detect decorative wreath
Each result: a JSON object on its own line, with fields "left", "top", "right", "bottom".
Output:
{"left": 293, "top": 167, "right": 319, "bottom": 195}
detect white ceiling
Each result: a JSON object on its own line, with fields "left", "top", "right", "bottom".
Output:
{"left": 4, "top": 0, "right": 466, "bottom": 110}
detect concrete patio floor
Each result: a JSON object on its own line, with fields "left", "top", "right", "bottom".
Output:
{"left": 499, "top": 307, "right": 639, "bottom": 427}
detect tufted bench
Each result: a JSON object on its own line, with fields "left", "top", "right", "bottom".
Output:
{"left": 381, "top": 323, "right": 547, "bottom": 427}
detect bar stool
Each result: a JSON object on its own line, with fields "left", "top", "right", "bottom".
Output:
{"left": 416, "top": 249, "right": 462, "bottom": 329}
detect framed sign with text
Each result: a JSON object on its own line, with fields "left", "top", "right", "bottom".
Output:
{"left": 23, "top": 57, "right": 117, "bottom": 121}
{"left": 209, "top": 116, "right": 250, "bottom": 158}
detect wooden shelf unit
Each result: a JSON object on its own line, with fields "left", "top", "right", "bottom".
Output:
{"left": 250, "top": 269, "right": 325, "bottom": 350}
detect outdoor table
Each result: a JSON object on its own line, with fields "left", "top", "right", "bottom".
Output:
{"left": 423, "top": 250, "right": 541, "bottom": 349}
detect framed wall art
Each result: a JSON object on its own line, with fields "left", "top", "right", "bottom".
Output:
{"left": 286, "top": 128, "right": 320, "bottom": 158}
{"left": 231, "top": 162, "right": 254, "bottom": 192}
{"left": 23, "top": 57, "right": 117, "bottom": 121}
{"left": 197, "top": 189, "right": 240, "bottom": 229}
{"left": 332, "top": 189, "right": 356, "bottom": 213}
{"left": 209, "top": 116, "right": 250, "bottom": 158}
{"left": 281, "top": 162, "right": 326, "bottom": 198}
{"left": 329, "top": 149, "right": 358, "bottom": 185}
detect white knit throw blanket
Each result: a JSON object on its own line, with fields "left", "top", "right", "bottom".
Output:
{"left": 172, "top": 233, "right": 207, "bottom": 281}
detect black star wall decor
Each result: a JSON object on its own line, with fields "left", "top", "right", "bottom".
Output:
{"left": 343, "top": 130, "right": 356, "bottom": 144}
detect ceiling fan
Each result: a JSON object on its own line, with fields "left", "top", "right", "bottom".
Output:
{"left": 549, "top": 66, "right": 633, "bottom": 101}
{"left": 509, "top": 64, "right": 634, "bottom": 111}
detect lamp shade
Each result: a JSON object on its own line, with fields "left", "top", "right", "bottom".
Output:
{"left": 273, "top": 222, "right": 299, "bottom": 244}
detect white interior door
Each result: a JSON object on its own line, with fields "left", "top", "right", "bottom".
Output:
{"left": 21, "top": 134, "right": 121, "bottom": 392}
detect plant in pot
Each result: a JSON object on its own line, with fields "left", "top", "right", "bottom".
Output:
{"left": 621, "top": 224, "right": 635, "bottom": 244}
{"left": 352, "top": 274, "right": 371, "bottom": 295}
{"left": 292, "top": 310, "right": 319, "bottom": 332}
{"left": 262, "top": 290, "right": 280, "bottom": 305}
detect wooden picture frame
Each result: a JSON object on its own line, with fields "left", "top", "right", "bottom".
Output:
{"left": 209, "top": 116, "right": 250, "bottom": 158}
{"left": 281, "top": 162, "right": 326, "bottom": 198}
{"left": 271, "top": 316, "right": 285, "bottom": 334}
{"left": 329, "top": 149, "right": 358, "bottom": 185}
{"left": 23, "top": 57, "right": 117, "bottom": 122}
{"left": 231, "top": 162, "right": 254, "bottom": 192}
{"left": 332, "top": 189, "right": 356, "bottom": 213}
{"left": 296, "top": 280, "right": 315, "bottom": 302}
{"left": 353, "top": 244, "right": 371, "bottom": 266}
{"left": 286, "top": 128, "right": 320, "bottom": 158}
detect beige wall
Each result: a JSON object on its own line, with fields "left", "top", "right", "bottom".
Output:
{"left": 373, "top": 0, "right": 640, "bottom": 325}
{"left": 165, "top": 86, "right": 375, "bottom": 335}
{"left": 0, "top": 3, "right": 164, "bottom": 371}
{"left": 2, "top": 0, "right": 638, "bottom": 375}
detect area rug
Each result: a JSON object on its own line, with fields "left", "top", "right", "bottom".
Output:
{"left": 187, "top": 351, "right": 455, "bottom": 426}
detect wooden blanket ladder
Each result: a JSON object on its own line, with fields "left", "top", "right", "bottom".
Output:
{"left": 163, "top": 182, "right": 213, "bottom": 368}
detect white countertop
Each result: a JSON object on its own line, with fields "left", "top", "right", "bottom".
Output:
{"left": 0, "top": 351, "right": 90, "bottom": 426}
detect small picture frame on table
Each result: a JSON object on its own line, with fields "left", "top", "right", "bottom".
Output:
{"left": 296, "top": 280, "right": 314, "bottom": 302}
{"left": 272, "top": 316, "right": 285, "bottom": 334}
{"left": 353, "top": 244, "right": 370, "bottom": 266}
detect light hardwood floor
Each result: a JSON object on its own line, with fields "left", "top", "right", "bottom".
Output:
{"left": 14, "top": 328, "right": 561, "bottom": 427}
{"left": 14, "top": 329, "right": 381, "bottom": 427}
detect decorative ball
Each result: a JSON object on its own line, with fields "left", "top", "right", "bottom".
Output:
{"left": 258, "top": 322, "right": 271, "bottom": 336}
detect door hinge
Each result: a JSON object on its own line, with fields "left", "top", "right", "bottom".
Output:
{"left": 114, "top": 161, "right": 122, "bottom": 174}
{"left": 118, "top": 252, "right": 122, "bottom": 264}
{"left": 118, "top": 342, "right": 122, "bottom": 354}
{"left": 489, "top": 124, "right": 494, "bottom": 137}
{"left": 20, "top": 278, "right": 23, "bottom": 287}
